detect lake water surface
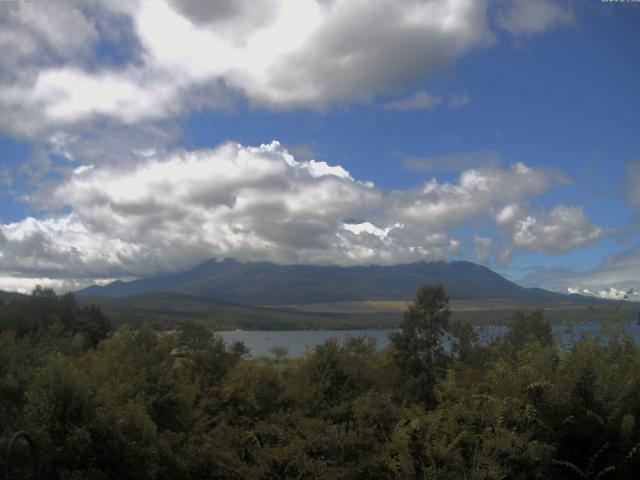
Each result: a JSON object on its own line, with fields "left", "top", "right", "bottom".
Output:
{"left": 219, "top": 322, "right": 640, "bottom": 358}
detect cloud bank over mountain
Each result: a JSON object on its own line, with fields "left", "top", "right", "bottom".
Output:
{"left": 0, "top": 141, "right": 603, "bottom": 291}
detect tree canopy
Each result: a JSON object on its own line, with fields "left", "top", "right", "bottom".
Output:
{"left": 1, "top": 285, "right": 640, "bottom": 479}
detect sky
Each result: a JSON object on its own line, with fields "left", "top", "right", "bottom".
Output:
{"left": 0, "top": 0, "right": 639, "bottom": 298}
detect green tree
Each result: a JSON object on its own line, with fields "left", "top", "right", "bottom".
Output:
{"left": 506, "top": 310, "right": 552, "bottom": 351}
{"left": 177, "top": 321, "right": 213, "bottom": 353}
{"left": 390, "top": 285, "right": 450, "bottom": 408}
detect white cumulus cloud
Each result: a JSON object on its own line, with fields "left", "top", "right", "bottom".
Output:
{"left": 510, "top": 205, "right": 604, "bottom": 253}
{"left": 0, "top": 0, "right": 495, "bottom": 136}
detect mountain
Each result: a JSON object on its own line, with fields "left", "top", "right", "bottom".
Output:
{"left": 77, "top": 259, "right": 579, "bottom": 305}
{"left": 0, "top": 290, "right": 28, "bottom": 302}
{"left": 78, "top": 259, "right": 241, "bottom": 298}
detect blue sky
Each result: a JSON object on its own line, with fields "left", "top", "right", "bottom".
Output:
{"left": 0, "top": 0, "right": 639, "bottom": 297}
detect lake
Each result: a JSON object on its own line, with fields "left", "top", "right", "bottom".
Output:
{"left": 219, "top": 322, "right": 640, "bottom": 358}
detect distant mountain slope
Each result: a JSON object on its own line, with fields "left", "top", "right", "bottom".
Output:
{"left": 0, "top": 290, "right": 27, "bottom": 302}
{"left": 76, "top": 259, "right": 582, "bottom": 305}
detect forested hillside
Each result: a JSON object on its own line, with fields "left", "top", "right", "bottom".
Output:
{"left": 1, "top": 287, "right": 639, "bottom": 479}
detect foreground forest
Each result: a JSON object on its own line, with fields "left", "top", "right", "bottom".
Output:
{"left": 1, "top": 287, "right": 640, "bottom": 479}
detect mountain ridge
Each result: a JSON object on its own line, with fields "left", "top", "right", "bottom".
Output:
{"left": 75, "top": 258, "right": 597, "bottom": 305}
